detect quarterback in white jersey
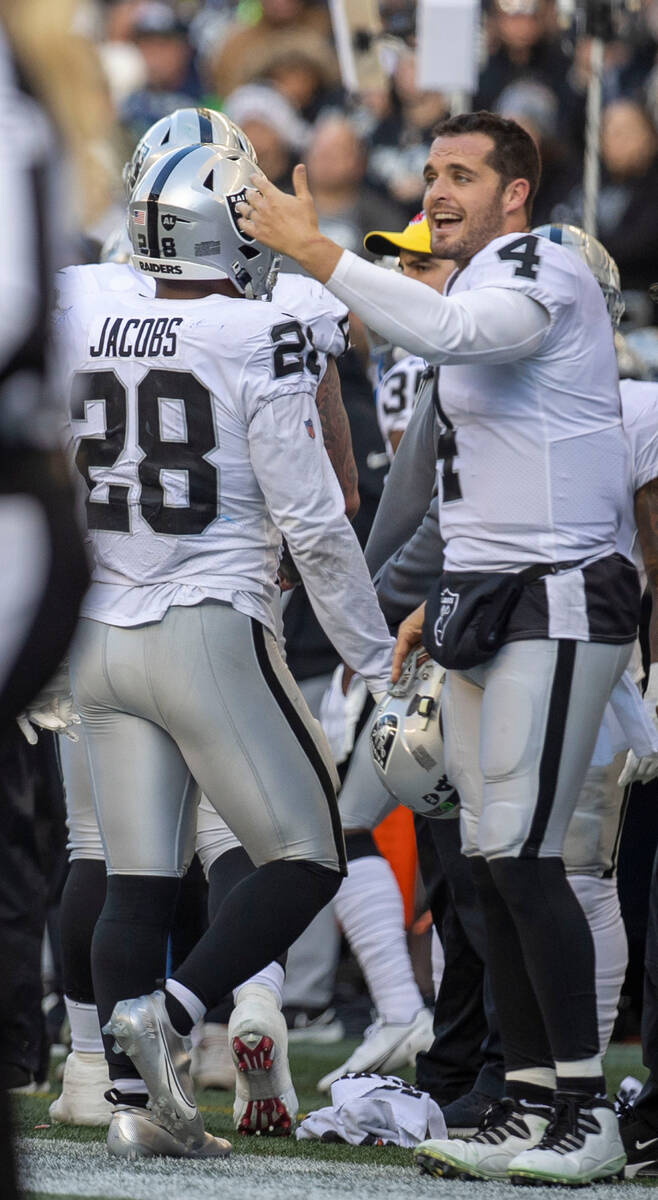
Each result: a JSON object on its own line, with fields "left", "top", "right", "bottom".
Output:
{"left": 241, "top": 111, "right": 640, "bottom": 1185}
{"left": 59, "top": 144, "right": 394, "bottom": 1157}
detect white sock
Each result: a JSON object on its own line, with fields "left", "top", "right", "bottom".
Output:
{"left": 165, "top": 978, "right": 206, "bottom": 1027}
{"left": 555, "top": 1055, "right": 603, "bottom": 1079}
{"left": 333, "top": 854, "right": 423, "bottom": 1024}
{"left": 233, "top": 961, "right": 284, "bottom": 1008}
{"left": 65, "top": 998, "right": 104, "bottom": 1055}
{"left": 567, "top": 873, "right": 627, "bottom": 1055}
{"left": 431, "top": 927, "right": 445, "bottom": 1000}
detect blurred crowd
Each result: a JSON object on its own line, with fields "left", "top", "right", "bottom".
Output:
{"left": 76, "top": 0, "right": 658, "bottom": 338}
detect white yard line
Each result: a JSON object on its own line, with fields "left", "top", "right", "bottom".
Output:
{"left": 17, "top": 1138, "right": 652, "bottom": 1200}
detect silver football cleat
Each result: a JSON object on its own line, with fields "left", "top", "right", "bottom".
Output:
{"left": 107, "top": 1106, "right": 232, "bottom": 1160}
{"left": 103, "top": 990, "right": 205, "bottom": 1150}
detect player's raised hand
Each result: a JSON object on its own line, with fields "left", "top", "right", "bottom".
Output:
{"left": 236, "top": 166, "right": 343, "bottom": 284}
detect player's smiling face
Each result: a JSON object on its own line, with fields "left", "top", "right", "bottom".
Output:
{"left": 423, "top": 132, "right": 524, "bottom": 267}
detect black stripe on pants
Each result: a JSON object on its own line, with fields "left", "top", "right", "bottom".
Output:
{"left": 250, "top": 619, "right": 346, "bottom": 876}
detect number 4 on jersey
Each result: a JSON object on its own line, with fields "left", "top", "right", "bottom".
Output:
{"left": 497, "top": 235, "right": 541, "bottom": 280}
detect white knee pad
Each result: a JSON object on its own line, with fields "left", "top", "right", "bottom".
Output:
{"left": 567, "top": 873, "right": 627, "bottom": 1054}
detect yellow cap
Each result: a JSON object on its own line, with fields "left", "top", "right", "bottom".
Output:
{"left": 363, "top": 213, "right": 431, "bottom": 257}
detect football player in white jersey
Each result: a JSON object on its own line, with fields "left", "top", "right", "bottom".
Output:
{"left": 50, "top": 107, "right": 360, "bottom": 1135}
{"left": 323, "top": 226, "right": 657, "bottom": 1122}
{"left": 240, "top": 110, "right": 640, "bottom": 1184}
{"left": 58, "top": 144, "right": 394, "bottom": 1159}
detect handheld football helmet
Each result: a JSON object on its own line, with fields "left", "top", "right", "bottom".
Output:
{"left": 370, "top": 650, "right": 458, "bottom": 819}
{"left": 123, "top": 107, "right": 257, "bottom": 195}
{"left": 532, "top": 223, "right": 625, "bottom": 328}
{"left": 128, "top": 144, "right": 276, "bottom": 296}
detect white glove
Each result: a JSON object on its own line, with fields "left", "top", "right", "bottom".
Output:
{"left": 16, "top": 660, "right": 81, "bottom": 745}
{"left": 618, "top": 662, "right": 658, "bottom": 787}
{"left": 319, "top": 665, "right": 368, "bottom": 766}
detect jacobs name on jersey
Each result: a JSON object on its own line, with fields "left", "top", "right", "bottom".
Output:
{"left": 90, "top": 315, "right": 183, "bottom": 358}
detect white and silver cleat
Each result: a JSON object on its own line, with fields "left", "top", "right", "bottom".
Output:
{"left": 107, "top": 1105, "right": 231, "bottom": 1160}
{"left": 414, "top": 1097, "right": 549, "bottom": 1180}
{"left": 229, "top": 983, "right": 298, "bottom": 1136}
{"left": 49, "top": 1050, "right": 114, "bottom": 1126}
{"left": 317, "top": 1007, "right": 433, "bottom": 1094}
{"left": 103, "top": 990, "right": 205, "bottom": 1150}
{"left": 191, "top": 1021, "right": 234, "bottom": 1090}
{"left": 508, "top": 1093, "right": 627, "bottom": 1185}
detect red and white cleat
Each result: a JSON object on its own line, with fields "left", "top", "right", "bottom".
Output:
{"left": 229, "top": 985, "right": 298, "bottom": 1137}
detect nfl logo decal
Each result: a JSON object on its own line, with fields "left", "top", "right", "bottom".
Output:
{"left": 304, "top": 419, "right": 315, "bottom": 439}
{"left": 433, "top": 588, "right": 459, "bottom": 647}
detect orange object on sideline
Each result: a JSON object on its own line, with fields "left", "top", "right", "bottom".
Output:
{"left": 373, "top": 804, "right": 417, "bottom": 928}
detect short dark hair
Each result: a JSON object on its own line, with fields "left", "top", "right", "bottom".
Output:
{"left": 430, "top": 111, "right": 541, "bottom": 220}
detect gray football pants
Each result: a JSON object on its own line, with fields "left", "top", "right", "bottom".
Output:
{"left": 69, "top": 602, "right": 343, "bottom": 877}
{"left": 62, "top": 692, "right": 629, "bottom": 880}
{"left": 441, "top": 639, "right": 631, "bottom": 861}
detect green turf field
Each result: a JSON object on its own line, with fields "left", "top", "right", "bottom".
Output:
{"left": 14, "top": 1039, "right": 653, "bottom": 1200}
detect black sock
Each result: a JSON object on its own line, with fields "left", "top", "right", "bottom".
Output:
{"left": 59, "top": 859, "right": 107, "bottom": 1003}
{"left": 207, "top": 846, "right": 255, "bottom": 922}
{"left": 173, "top": 859, "right": 341, "bottom": 1011}
{"left": 489, "top": 857, "right": 599, "bottom": 1062}
{"left": 205, "top": 847, "right": 258, "bottom": 1024}
{"left": 164, "top": 991, "right": 195, "bottom": 1037}
{"left": 555, "top": 1076, "right": 607, "bottom": 1099}
{"left": 92, "top": 874, "right": 180, "bottom": 1081}
{"left": 470, "top": 856, "right": 553, "bottom": 1072}
{"left": 345, "top": 830, "right": 381, "bottom": 861}
{"left": 506, "top": 1079, "right": 554, "bottom": 1108}
{"left": 105, "top": 1087, "right": 149, "bottom": 1109}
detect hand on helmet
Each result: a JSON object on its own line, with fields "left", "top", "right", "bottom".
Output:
{"left": 236, "top": 167, "right": 342, "bottom": 283}
{"left": 392, "top": 602, "right": 426, "bottom": 683}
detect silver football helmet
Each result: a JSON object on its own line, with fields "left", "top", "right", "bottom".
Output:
{"left": 370, "top": 650, "right": 458, "bottom": 819}
{"left": 128, "top": 144, "right": 276, "bottom": 296}
{"left": 123, "top": 107, "right": 257, "bottom": 195}
{"left": 532, "top": 223, "right": 625, "bottom": 327}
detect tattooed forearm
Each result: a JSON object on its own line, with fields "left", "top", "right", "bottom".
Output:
{"left": 316, "top": 355, "right": 360, "bottom": 520}
{"left": 635, "top": 476, "right": 658, "bottom": 662}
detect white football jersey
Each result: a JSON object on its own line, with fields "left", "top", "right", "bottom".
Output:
{"left": 375, "top": 354, "right": 427, "bottom": 461}
{"left": 437, "top": 233, "right": 627, "bottom": 571}
{"left": 57, "top": 286, "right": 393, "bottom": 693}
{"left": 56, "top": 264, "right": 349, "bottom": 364}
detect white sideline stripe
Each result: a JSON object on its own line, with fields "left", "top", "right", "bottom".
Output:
{"left": 17, "top": 1137, "right": 649, "bottom": 1200}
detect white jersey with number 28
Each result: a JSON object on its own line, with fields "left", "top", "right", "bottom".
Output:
{"left": 56, "top": 284, "right": 394, "bottom": 694}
